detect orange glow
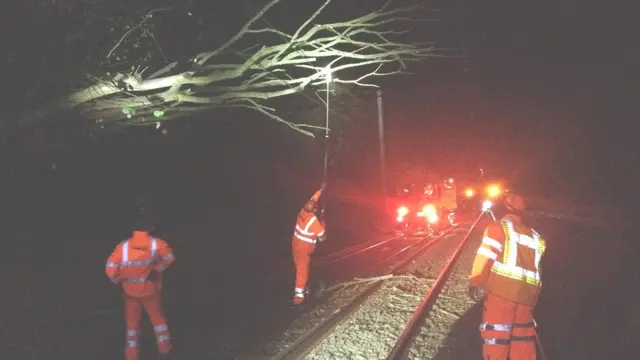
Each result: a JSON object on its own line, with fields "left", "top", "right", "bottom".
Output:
{"left": 486, "top": 184, "right": 502, "bottom": 198}
{"left": 465, "top": 188, "right": 474, "bottom": 198}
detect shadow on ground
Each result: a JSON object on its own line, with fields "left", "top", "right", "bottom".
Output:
{"left": 432, "top": 300, "right": 482, "bottom": 360}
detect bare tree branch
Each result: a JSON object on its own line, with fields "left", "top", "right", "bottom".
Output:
{"left": 19, "top": 0, "right": 457, "bottom": 137}
{"left": 105, "top": 7, "right": 171, "bottom": 61}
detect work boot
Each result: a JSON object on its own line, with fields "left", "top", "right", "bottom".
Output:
{"left": 158, "top": 343, "right": 172, "bottom": 355}
{"left": 292, "top": 295, "right": 304, "bottom": 305}
{"left": 125, "top": 348, "right": 138, "bottom": 360}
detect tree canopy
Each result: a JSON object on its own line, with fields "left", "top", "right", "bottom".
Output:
{"left": 4, "top": 0, "right": 453, "bottom": 138}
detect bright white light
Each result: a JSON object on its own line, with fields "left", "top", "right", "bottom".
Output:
{"left": 482, "top": 200, "right": 493, "bottom": 211}
{"left": 321, "top": 66, "right": 332, "bottom": 81}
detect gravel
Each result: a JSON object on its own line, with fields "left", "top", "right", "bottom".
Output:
{"left": 233, "top": 225, "right": 478, "bottom": 360}
{"left": 406, "top": 228, "right": 483, "bottom": 360}
{"left": 235, "top": 282, "right": 371, "bottom": 360}
{"left": 301, "top": 227, "right": 471, "bottom": 360}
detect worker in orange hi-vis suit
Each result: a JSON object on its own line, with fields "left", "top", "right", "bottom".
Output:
{"left": 291, "top": 182, "right": 327, "bottom": 305}
{"left": 105, "top": 218, "right": 175, "bottom": 360}
{"left": 469, "top": 193, "right": 546, "bottom": 360}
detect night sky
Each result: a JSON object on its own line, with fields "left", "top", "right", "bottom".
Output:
{"left": 1, "top": 0, "right": 638, "bottom": 212}
{"left": 381, "top": 0, "right": 639, "bottom": 210}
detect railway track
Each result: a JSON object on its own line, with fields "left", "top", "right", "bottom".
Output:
{"left": 267, "top": 210, "right": 548, "bottom": 360}
{"left": 268, "top": 212, "right": 489, "bottom": 360}
{"left": 267, "top": 217, "right": 474, "bottom": 360}
{"left": 264, "top": 235, "right": 402, "bottom": 285}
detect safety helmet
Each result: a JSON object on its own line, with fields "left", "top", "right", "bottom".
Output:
{"left": 443, "top": 178, "right": 454, "bottom": 190}
{"left": 504, "top": 193, "right": 527, "bottom": 213}
{"left": 133, "top": 216, "right": 155, "bottom": 232}
{"left": 133, "top": 196, "right": 156, "bottom": 231}
{"left": 303, "top": 199, "right": 318, "bottom": 212}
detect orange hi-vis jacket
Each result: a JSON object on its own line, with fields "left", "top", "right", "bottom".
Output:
{"left": 440, "top": 186, "right": 457, "bottom": 210}
{"left": 293, "top": 189, "right": 325, "bottom": 244}
{"left": 470, "top": 215, "right": 546, "bottom": 306}
{"left": 293, "top": 211, "right": 325, "bottom": 244}
{"left": 106, "top": 231, "right": 175, "bottom": 298}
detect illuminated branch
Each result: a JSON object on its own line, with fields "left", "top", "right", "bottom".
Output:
{"left": 30, "top": 0, "right": 454, "bottom": 137}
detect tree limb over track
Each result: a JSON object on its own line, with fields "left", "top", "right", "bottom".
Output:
{"left": 21, "top": 0, "right": 456, "bottom": 137}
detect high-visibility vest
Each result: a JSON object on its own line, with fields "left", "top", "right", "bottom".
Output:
{"left": 293, "top": 214, "right": 324, "bottom": 244}
{"left": 120, "top": 238, "right": 158, "bottom": 283}
{"left": 485, "top": 219, "right": 546, "bottom": 306}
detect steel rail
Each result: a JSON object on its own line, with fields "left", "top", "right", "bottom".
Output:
{"left": 265, "top": 236, "right": 401, "bottom": 285}
{"left": 384, "top": 211, "right": 486, "bottom": 360}
{"left": 270, "top": 226, "right": 460, "bottom": 360}
{"left": 314, "top": 236, "right": 400, "bottom": 268}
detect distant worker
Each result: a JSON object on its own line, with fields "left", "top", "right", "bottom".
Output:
{"left": 440, "top": 177, "right": 457, "bottom": 211}
{"left": 105, "top": 218, "right": 175, "bottom": 360}
{"left": 292, "top": 182, "right": 327, "bottom": 305}
{"left": 469, "top": 193, "right": 546, "bottom": 360}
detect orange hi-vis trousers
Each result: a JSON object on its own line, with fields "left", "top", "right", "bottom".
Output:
{"left": 480, "top": 294, "right": 537, "bottom": 360}
{"left": 124, "top": 292, "right": 172, "bottom": 360}
{"left": 292, "top": 237, "right": 316, "bottom": 304}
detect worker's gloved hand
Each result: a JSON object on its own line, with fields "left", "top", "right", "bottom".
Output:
{"left": 468, "top": 285, "right": 486, "bottom": 301}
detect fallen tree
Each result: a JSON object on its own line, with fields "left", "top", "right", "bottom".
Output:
{"left": 10, "top": 0, "right": 453, "bottom": 138}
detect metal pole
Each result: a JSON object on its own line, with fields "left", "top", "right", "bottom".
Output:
{"left": 323, "top": 77, "right": 330, "bottom": 181}
{"left": 377, "top": 89, "right": 387, "bottom": 195}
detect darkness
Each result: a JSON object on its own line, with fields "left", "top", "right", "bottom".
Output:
{"left": 1, "top": 0, "right": 639, "bottom": 359}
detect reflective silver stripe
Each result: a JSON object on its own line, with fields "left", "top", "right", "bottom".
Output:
{"left": 122, "top": 238, "right": 157, "bottom": 264}
{"left": 483, "top": 338, "right": 510, "bottom": 345}
{"left": 492, "top": 261, "right": 540, "bottom": 282}
{"left": 482, "top": 236, "right": 503, "bottom": 251}
{"left": 161, "top": 253, "right": 173, "bottom": 261}
{"left": 126, "top": 329, "right": 137, "bottom": 336}
{"left": 151, "top": 238, "right": 157, "bottom": 258}
{"left": 294, "top": 215, "right": 321, "bottom": 243}
{"left": 157, "top": 334, "right": 170, "bottom": 343}
{"left": 106, "top": 262, "right": 119, "bottom": 268}
{"left": 123, "top": 240, "right": 129, "bottom": 262}
{"left": 120, "top": 238, "right": 159, "bottom": 282}
{"left": 477, "top": 247, "right": 498, "bottom": 260}
{"left": 304, "top": 216, "right": 317, "bottom": 232}
{"left": 122, "top": 260, "right": 155, "bottom": 266}
{"left": 295, "top": 225, "right": 314, "bottom": 236}
{"left": 154, "top": 324, "right": 168, "bottom": 333}
{"left": 294, "top": 233, "right": 316, "bottom": 244}
{"left": 126, "top": 340, "right": 137, "bottom": 348}
{"left": 480, "top": 322, "right": 512, "bottom": 331}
